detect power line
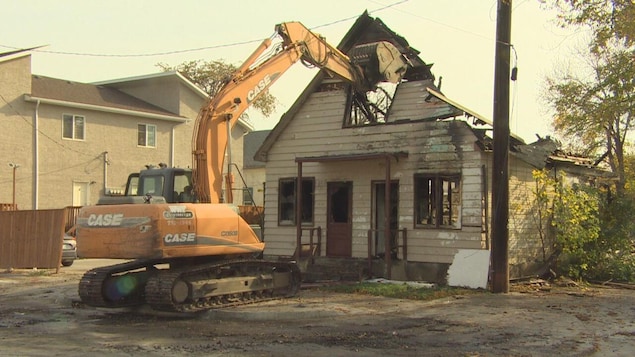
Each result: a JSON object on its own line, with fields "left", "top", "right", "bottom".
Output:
{"left": 0, "top": 0, "right": 416, "bottom": 58}
{"left": 0, "top": 93, "right": 99, "bottom": 158}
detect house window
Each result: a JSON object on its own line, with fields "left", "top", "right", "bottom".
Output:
{"left": 62, "top": 114, "right": 85, "bottom": 140}
{"left": 243, "top": 187, "right": 254, "bottom": 205}
{"left": 344, "top": 82, "right": 397, "bottom": 127}
{"left": 414, "top": 174, "right": 461, "bottom": 228}
{"left": 278, "top": 177, "right": 314, "bottom": 226}
{"left": 138, "top": 124, "right": 156, "bottom": 147}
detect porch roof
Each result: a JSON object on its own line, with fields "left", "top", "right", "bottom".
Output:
{"left": 295, "top": 151, "right": 408, "bottom": 163}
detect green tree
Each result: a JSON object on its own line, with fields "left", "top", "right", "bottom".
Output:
{"left": 544, "top": 1, "right": 635, "bottom": 194}
{"left": 533, "top": 169, "right": 635, "bottom": 281}
{"left": 551, "top": 0, "right": 635, "bottom": 52}
{"left": 157, "top": 59, "right": 277, "bottom": 118}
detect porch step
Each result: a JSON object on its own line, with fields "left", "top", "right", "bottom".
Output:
{"left": 301, "top": 257, "right": 369, "bottom": 283}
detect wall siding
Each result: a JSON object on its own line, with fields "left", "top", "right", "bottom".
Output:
{"left": 263, "top": 85, "right": 490, "bottom": 265}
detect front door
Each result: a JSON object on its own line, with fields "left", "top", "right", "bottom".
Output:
{"left": 326, "top": 181, "right": 352, "bottom": 257}
{"left": 373, "top": 181, "right": 399, "bottom": 257}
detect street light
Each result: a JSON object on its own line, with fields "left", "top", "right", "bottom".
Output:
{"left": 8, "top": 162, "right": 20, "bottom": 208}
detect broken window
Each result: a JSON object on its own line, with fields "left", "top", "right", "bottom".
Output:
{"left": 344, "top": 82, "right": 397, "bottom": 127}
{"left": 278, "top": 177, "right": 315, "bottom": 226}
{"left": 414, "top": 174, "right": 461, "bottom": 229}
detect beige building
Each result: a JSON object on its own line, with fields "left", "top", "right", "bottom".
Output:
{"left": 255, "top": 13, "right": 608, "bottom": 284}
{"left": 0, "top": 50, "right": 251, "bottom": 210}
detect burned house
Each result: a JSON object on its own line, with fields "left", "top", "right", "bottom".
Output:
{"left": 254, "top": 12, "right": 607, "bottom": 286}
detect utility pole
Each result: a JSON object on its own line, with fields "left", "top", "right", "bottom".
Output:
{"left": 491, "top": 0, "right": 512, "bottom": 293}
{"left": 9, "top": 162, "right": 20, "bottom": 208}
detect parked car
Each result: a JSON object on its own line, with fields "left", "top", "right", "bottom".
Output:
{"left": 62, "top": 234, "right": 77, "bottom": 267}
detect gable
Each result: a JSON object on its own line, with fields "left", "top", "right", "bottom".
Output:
{"left": 255, "top": 12, "right": 462, "bottom": 162}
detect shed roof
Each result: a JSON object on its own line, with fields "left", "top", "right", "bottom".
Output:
{"left": 244, "top": 130, "right": 271, "bottom": 168}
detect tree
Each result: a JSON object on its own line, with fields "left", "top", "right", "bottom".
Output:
{"left": 544, "top": 1, "right": 635, "bottom": 194}
{"left": 551, "top": 0, "right": 635, "bottom": 52}
{"left": 157, "top": 59, "right": 277, "bottom": 118}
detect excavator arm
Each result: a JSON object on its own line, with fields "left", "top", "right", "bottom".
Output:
{"left": 192, "top": 21, "right": 409, "bottom": 203}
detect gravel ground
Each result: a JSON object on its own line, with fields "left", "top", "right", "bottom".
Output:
{"left": 1, "top": 259, "right": 634, "bottom": 356}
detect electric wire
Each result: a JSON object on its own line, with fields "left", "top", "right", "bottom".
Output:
{"left": 0, "top": 0, "right": 498, "bottom": 59}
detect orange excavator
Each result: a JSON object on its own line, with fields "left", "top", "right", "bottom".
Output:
{"left": 75, "top": 22, "right": 409, "bottom": 312}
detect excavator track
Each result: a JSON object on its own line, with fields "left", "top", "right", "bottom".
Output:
{"left": 78, "top": 259, "right": 301, "bottom": 313}
{"left": 78, "top": 259, "right": 160, "bottom": 308}
{"left": 144, "top": 259, "right": 301, "bottom": 313}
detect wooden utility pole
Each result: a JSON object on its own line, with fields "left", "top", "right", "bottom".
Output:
{"left": 491, "top": 0, "right": 512, "bottom": 293}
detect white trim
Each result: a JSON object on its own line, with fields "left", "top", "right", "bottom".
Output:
{"left": 92, "top": 71, "right": 209, "bottom": 99}
{"left": 24, "top": 95, "right": 188, "bottom": 123}
{"left": 0, "top": 51, "right": 31, "bottom": 64}
{"left": 62, "top": 113, "right": 86, "bottom": 141}
{"left": 137, "top": 123, "right": 157, "bottom": 148}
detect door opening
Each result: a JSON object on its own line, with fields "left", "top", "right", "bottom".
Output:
{"left": 326, "top": 181, "right": 352, "bottom": 257}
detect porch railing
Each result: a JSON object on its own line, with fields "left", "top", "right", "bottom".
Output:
{"left": 366, "top": 228, "right": 408, "bottom": 277}
{"left": 64, "top": 206, "right": 81, "bottom": 235}
{"left": 295, "top": 227, "right": 322, "bottom": 263}
{"left": 0, "top": 203, "right": 17, "bottom": 211}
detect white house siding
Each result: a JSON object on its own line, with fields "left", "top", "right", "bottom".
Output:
{"left": 507, "top": 155, "right": 553, "bottom": 276}
{"left": 389, "top": 81, "right": 460, "bottom": 122}
{"left": 263, "top": 82, "right": 489, "bottom": 266}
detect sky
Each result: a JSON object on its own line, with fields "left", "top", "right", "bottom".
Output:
{"left": 2, "top": 0, "right": 585, "bottom": 143}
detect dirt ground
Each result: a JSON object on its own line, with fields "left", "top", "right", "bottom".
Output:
{"left": 1, "top": 259, "right": 634, "bottom": 357}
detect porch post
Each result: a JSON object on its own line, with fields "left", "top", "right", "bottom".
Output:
{"left": 384, "top": 155, "right": 392, "bottom": 279}
{"left": 295, "top": 161, "right": 303, "bottom": 260}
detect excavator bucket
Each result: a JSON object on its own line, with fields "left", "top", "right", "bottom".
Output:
{"left": 349, "top": 41, "right": 410, "bottom": 90}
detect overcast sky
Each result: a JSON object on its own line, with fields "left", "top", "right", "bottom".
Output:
{"left": 2, "top": 0, "right": 585, "bottom": 143}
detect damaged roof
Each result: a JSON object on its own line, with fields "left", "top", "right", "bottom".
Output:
{"left": 255, "top": 11, "right": 448, "bottom": 162}
{"left": 252, "top": 11, "right": 608, "bottom": 179}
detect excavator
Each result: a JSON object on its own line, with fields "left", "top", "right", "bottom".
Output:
{"left": 75, "top": 22, "right": 409, "bottom": 313}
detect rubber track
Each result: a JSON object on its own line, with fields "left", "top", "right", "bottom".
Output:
{"left": 144, "top": 259, "right": 301, "bottom": 313}
{"left": 78, "top": 259, "right": 156, "bottom": 308}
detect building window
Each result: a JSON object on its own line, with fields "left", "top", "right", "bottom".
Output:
{"left": 414, "top": 174, "right": 461, "bottom": 228}
{"left": 344, "top": 82, "right": 397, "bottom": 127}
{"left": 243, "top": 187, "right": 254, "bottom": 205}
{"left": 138, "top": 124, "right": 156, "bottom": 147}
{"left": 62, "top": 114, "right": 85, "bottom": 140}
{"left": 278, "top": 177, "right": 314, "bottom": 226}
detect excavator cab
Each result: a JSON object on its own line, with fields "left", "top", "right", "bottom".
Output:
{"left": 98, "top": 165, "right": 195, "bottom": 205}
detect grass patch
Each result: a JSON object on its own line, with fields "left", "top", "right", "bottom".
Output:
{"left": 27, "top": 269, "right": 51, "bottom": 277}
{"left": 318, "top": 282, "right": 486, "bottom": 301}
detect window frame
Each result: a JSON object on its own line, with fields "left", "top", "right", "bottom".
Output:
{"left": 137, "top": 123, "right": 157, "bottom": 148}
{"left": 343, "top": 82, "right": 398, "bottom": 128}
{"left": 62, "top": 114, "right": 85, "bottom": 141}
{"left": 414, "top": 173, "right": 461, "bottom": 229}
{"left": 242, "top": 187, "right": 254, "bottom": 205}
{"left": 278, "top": 177, "right": 315, "bottom": 226}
